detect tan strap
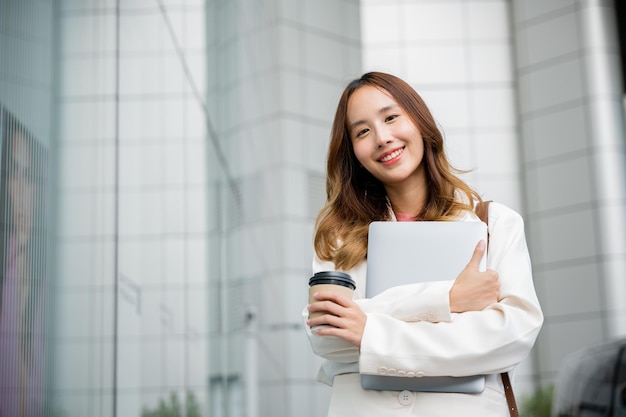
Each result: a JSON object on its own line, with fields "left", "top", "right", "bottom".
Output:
{"left": 475, "top": 201, "right": 518, "bottom": 417}
{"left": 474, "top": 200, "right": 491, "bottom": 225}
{"left": 501, "top": 372, "right": 519, "bottom": 417}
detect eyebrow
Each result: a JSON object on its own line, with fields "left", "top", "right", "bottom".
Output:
{"left": 348, "top": 104, "right": 400, "bottom": 132}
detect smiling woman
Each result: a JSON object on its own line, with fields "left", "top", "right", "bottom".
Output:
{"left": 315, "top": 72, "right": 481, "bottom": 270}
{"left": 303, "top": 72, "right": 543, "bottom": 417}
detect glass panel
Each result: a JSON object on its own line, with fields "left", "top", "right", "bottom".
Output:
{"left": 0, "top": 108, "right": 50, "bottom": 415}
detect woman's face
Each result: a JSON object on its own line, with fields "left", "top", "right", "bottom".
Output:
{"left": 8, "top": 131, "right": 34, "bottom": 247}
{"left": 347, "top": 85, "right": 426, "bottom": 191}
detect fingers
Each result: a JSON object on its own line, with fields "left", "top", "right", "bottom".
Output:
{"left": 477, "top": 269, "right": 500, "bottom": 302}
{"left": 308, "top": 299, "right": 345, "bottom": 318}
{"left": 312, "top": 323, "right": 361, "bottom": 346}
{"left": 467, "top": 240, "right": 486, "bottom": 270}
{"left": 307, "top": 293, "right": 357, "bottom": 322}
{"left": 450, "top": 264, "right": 500, "bottom": 313}
{"left": 307, "top": 301, "right": 367, "bottom": 347}
{"left": 307, "top": 310, "right": 343, "bottom": 328}
{"left": 310, "top": 290, "right": 353, "bottom": 307}
{"left": 307, "top": 295, "right": 363, "bottom": 328}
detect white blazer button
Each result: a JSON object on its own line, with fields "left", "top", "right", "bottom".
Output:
{"left": 407, "top": 371, "right": 416, "bottom": 377}
{"left": 387, "top": 368, "right": 397, "bottom": 375}
{"left": 378, "top": 367, "right": 388, "bottom": 375}
{"left": 398, "top": 390, "right": 413, "bottom": 406}
{"left": 416, "top": 371, "right": 425, "bottom": 377}
{"left": 397, "top": 370, "right": 406, "bottom": 376}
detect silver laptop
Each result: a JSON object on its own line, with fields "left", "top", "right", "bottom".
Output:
{"left": 362, "top": 220, "right": 487, "bottom": 393}
{"left": 366, "top": 221, "right": 487, "bottom": 298}
{"left": 360, "top": 374, "right": 487, "bottom": 393}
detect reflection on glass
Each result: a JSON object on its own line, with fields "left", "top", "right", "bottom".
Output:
{"left": 0, "top": 108, "right": 48, "bottom": 417}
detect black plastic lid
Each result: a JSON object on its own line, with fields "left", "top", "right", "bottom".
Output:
{"left": 309, "top": 271, "right": 355, "bottom": 290}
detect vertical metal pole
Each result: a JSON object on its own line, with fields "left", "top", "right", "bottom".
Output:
{"left": 245, "top": 306, "right": 258, "bottom": 417}
{"left": 112, "top": 0, "right": 121, "bottom": 415}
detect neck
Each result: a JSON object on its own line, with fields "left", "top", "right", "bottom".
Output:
{"left": 386, "top": 183, "right": 427, "bottom": 218}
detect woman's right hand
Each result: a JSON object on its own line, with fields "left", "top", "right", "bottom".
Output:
{"left": 449, "top": 240, "right": 500, "bottom": 313}
{"left": 307, "top": 291, "right": 367, "bottom": 347}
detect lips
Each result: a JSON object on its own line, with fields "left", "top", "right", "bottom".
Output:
{"left": 377, "top": 147, "right": 404, "bottom": 163}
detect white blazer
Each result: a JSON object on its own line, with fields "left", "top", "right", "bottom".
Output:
{"left": 303, "top": 202, "right": 543, "bottom": 417}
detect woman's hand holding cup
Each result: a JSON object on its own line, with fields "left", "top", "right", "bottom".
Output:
{"left": 307, "top": 272, "right": 366, "bottom": 347}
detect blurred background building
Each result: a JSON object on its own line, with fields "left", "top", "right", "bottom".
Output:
{"left": 0, "top": 0, "right": 624, "bottom": 416}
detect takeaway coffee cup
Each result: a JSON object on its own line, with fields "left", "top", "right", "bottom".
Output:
{"left": 308, "top": 271, "right": 356, "bottom": 320}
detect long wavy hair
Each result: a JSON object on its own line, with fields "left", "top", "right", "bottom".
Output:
{"left": 314, "top": 72, "right": 481, "bottom": 270}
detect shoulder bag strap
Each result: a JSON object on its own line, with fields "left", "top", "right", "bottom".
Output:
{"left": 474, "top": 200, "right": 520, "bottom": 417}
{"left": 474, "top": 200, "right": 491, "bottom": 243}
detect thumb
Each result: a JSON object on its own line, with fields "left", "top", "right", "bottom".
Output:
{"left": 467, "top": 240, "right": 486, "bottom": 270}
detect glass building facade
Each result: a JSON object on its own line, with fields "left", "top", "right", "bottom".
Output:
{"left": 0, "top": 1, "right": 55, "bottom": 416}
{"left": 0, "top": 0, "right": 625, "bottom": 416}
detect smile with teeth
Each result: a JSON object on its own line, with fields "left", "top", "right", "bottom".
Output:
{"left": 378, "top": 147, "right": 404, "bottom": 162}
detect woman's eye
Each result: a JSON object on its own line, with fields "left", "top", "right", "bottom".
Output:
{"left": 355, "top": 128, "right": 369, "bottom": 138}
{"left": 385, "top": 114, "right": 398, "bottom": 123}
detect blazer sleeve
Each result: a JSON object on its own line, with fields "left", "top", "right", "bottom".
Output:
{"left": 358, "top": 203, "right": 544, "bottom": 377}
{"left": 305, "top": 254, "right": 455, "bottom": 363}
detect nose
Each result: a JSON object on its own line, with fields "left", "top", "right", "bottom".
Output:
{"left": 374, "top": 124, "right": 392, "bottom": 148}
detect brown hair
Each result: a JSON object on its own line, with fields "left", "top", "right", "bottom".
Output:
{"left": 314, "top": 72, "right": 481, "bottom": 270}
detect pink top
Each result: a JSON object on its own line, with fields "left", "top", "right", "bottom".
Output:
{"left": 395, "top": 212, "right": 416, "bottom": 222}
{"left": 0, "top": 236, "right": 45, "bottom": 417}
